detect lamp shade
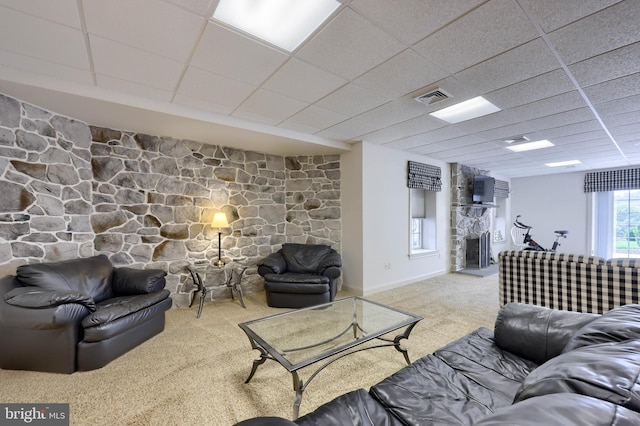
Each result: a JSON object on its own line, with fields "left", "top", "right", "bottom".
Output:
{"left": 211, "top": 212, "right": 229, "bottom": 229}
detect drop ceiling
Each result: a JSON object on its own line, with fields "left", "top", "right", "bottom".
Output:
{"left": 0, "top": 0, "right": 639, "bottom": 178}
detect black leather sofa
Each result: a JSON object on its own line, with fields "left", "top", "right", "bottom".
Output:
{"left": 0, "top": 254, "right": 172, "bottom": 373}
{"left": 235, "top": 302, "right": 640, "bottom": 425}
{"left": 258, "top": 244, "right": 342, "bottom": 308}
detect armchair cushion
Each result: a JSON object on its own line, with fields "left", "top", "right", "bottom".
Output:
{"left": 4, "top": 287, "right": 96, "bottom": 312}
{"left": 81, "top": 290, "right": 170, "bottom": 329}
{"left": 281, "top": 244, "right": 333, "bottom": 274}
{"left": 263, "top": 273, "right": 329, "bottom": 284}
{"left": 16, "top": 254, "right": 114, "bottom": 302}
{"left": 112, "top": 267, "right": 166, "bottom": 295}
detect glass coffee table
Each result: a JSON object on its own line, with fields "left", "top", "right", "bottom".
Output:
{"left": 238, "top": 296, "right": 422, "bottom": 419}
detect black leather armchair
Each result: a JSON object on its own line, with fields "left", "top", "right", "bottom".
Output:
{"left": 257, "top": 244, "right": 342, "bottom": 308}
{"left": 0, "top": 255, "right": 172, "bottom": 373}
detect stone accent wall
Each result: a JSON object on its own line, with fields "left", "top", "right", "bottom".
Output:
{"left": 0, "top": 94, "right": 341, "bottom": 306}
{"left": 450, "top": 163, "right": 491, "bottom": 271}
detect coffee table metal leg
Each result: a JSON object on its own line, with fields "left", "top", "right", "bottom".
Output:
{"left": 393, "top": 322, "right": 419, "bottom": 364}
{"left": 292, "top": 372, "right": 303, "bottom": 420}
{"left": 244, "top": 338, "right": 269, "bottom": 384}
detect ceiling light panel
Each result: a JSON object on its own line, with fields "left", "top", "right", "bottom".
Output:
{"left": 429, "top": 96, "right": 501, "bottom": 124}
{"left": 506, "top": 139, "right": 554, "bottom": 152}
{"left": 545, "top": 160, "right": 582, "bottom": 167}
{"left": 212, "top": 0, "right": 341, "bottom": 52}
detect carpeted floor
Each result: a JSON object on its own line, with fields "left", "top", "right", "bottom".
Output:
{"left": 0, "top": 273, "right": 499, "bottom": 425}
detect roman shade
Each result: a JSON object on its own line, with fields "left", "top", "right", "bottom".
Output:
{"left": 584, "top": 168, "right": 640, "bottom": 192}
{"left": 407, "top": 161, "right": 441, "bottom": 192}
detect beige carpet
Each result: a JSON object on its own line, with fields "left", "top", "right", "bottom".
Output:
{"left": 0, "top": 273, "right": 499, "bottom": 425}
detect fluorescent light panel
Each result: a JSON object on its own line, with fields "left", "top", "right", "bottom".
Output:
{"left": 546, "top": 160, "right": 582, "bottom": 167}
{"left": 429, "top": 96, "right": 501, "bottom": 124}
{"left": 506, "top": 139, "right": 554, "bottom": 152}
{"left": 213, "top": 0, "right": 341, "bottom": 52}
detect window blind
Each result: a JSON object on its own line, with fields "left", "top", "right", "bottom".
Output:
{"left": 494, "top": 179, "right": 510, "bottom": 198}
{"left": 584, "top": 168, "right": 640, "bottom": 192}
{"left": 407, "top": 161, "right": 442, "bottom": 191}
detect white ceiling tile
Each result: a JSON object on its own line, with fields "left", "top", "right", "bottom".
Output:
{"left": 385, "top": 125, "right": 470, "bottom": 150}
{"left": 325, "top": 99, "right": 427, "bottom": 140}
{"left": 584, "top": 72, "right": 640, "bottom": 105}
{"left": 487, "top": 69, "right": 575, "bottom": 110}
{"left": 603, "top": 110, "right": 640, "bottom": 128}
{"left": 234, "top": 89, "right": 308, "bottom": 123}
{"left": 354, "top": 49, "right": 448, "bottom": 99}
{"left": 177, "top": 66, "right": 256, "bottom": 111}
{"left": 315, "top": 83, "right": 389, "bottom": 117}
{"left": 90, "top": 36, "right": 184, "bottom": 91}
{"left": 548, "top": 0, "right": 640, "bottom": 64}
{"left": 349, "top": 0, "right": 484, "bottom": 46}
{"left": 518, "top": 0, "right": 622, "bottom": 33}
{"left": 97, "top": 75, "right": 173, "bottom": 102}
{"left": 412, "top": 0, "right": 538, "bottom": 74}
{"left": 190, "top": 23, "right": 289, "bottom": 85}
{"left": 263, "top": 58, "right": 347, "bottom": 103}
{"left": 0, "top": 6, "right": 89, "bottom": 69}
{"left": 0, "top": 49, "right": 93, "bottom": 85}
{"left": 280, "top": 105, "right": 348, "bottom": 133}
{"left": 595, "top": 93, "right": 640, "bottom": 117}
{"left": 83, "top": 0, "right": 204, "bottom": 62}
{"left": 296, "top": 7, "right": 405, "bottom": 80}
{"left": 172, "top": 93, "right": 235, "bottom": 115}
{"left": 569, "top": 42, "right": 640, "bottom": 87}
{"left": 454, "top": 38, "right": 560, "bottom": 94}
{"left": 360, "top": 114, "right": 444, "bottom": 145}
{"left": 163, "top": 0, "right": 214, "bottom": 16}
{"left": 0, "top": 0, "right": 81, "bottom": 28}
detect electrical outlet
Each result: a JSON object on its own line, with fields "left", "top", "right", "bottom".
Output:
{"left": 384, "top": 262, "right": 392, "bottom": 270}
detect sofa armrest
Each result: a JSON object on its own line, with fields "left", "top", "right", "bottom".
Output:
{"left": 4, "top": 287, "right": 96, "bottom": 312}
{"left": 494, "top": 303, "right": 598, "bottom": 364}
{"left": 317, "top": 251, "right": 342, "bottom": 277}
{"left": 112, "top": 267, "right": 166, "bottom": 295}
{"left": 258, "top": 252, "right": 287, "bottom": 276}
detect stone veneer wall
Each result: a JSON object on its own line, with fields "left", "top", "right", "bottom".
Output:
{"left": 450, "top": 163, "right": 491, "bottom": 271}
{"left": 0, "top": 94, "right": 341, "bottom": 306}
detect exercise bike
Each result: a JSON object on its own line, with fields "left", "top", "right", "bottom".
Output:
{"left": 513, "top": 215, "right": 569, "bottom": 252}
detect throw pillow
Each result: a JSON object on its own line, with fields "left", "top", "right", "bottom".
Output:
{"left": 514, "top": 340, "right": 640, "bottom": 412}
{"left": 562, "top": 304, "right": 640, "bottom": 353}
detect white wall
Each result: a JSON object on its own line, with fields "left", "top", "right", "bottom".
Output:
{"left": 341, "top": 142, "right": 450, "bottom": 295}
{"left": 511, "top": 171, "right": 589, "bottom": 254}
{"left": 341, "top": 143, "right": 364, "bottom": 294}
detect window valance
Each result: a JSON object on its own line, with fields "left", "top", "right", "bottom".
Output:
{"left": 494, "top": 179, "right": 510, "bottom": 198}
{"left": 407, "top": 161, "right": 441, "bottom": 192}
{"left": 584, "top": 168, "right": 640, "bottom": 192}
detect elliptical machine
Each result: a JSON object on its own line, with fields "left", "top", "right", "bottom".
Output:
{"left": 513, "top": 215, "right": 568, "bottom": 252}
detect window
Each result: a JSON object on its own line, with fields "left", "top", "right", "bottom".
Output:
{"left": 613, "top": 190, "right": 640, "bottom": 257}
{"left": 593, "top": 189, "right": 640, "bottom": 258}
{"left": 409, "top": 188, "right": 436, "bottom": 257}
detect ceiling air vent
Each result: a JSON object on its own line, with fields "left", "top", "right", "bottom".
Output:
{"left": 503, "top": 136, "right": 530, "bottom": 144}
{"left": 414, "top": 88, "right": 452, "bottom": 106}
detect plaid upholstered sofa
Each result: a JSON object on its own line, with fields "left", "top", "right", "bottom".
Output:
{"left": 499, "top": 250, "right": 640, "bottom": 314}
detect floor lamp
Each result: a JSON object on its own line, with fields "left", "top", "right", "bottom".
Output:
{"left": 211, "top": 212, "right": 229, "bottom": 268}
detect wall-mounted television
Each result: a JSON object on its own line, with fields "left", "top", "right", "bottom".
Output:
{"left": 472, "top": 175, "right": 495, "bottom": 203}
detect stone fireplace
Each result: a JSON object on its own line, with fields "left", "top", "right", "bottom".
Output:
{"left": 450, "top": 163, "right": 492, "bottom": 271}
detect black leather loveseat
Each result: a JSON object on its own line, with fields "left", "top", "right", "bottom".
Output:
{"left": 235, "top": 302, "right": 640, "bottom": 425}
{"left": 0, "top": 255, "right": 172, "bottom": 373}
